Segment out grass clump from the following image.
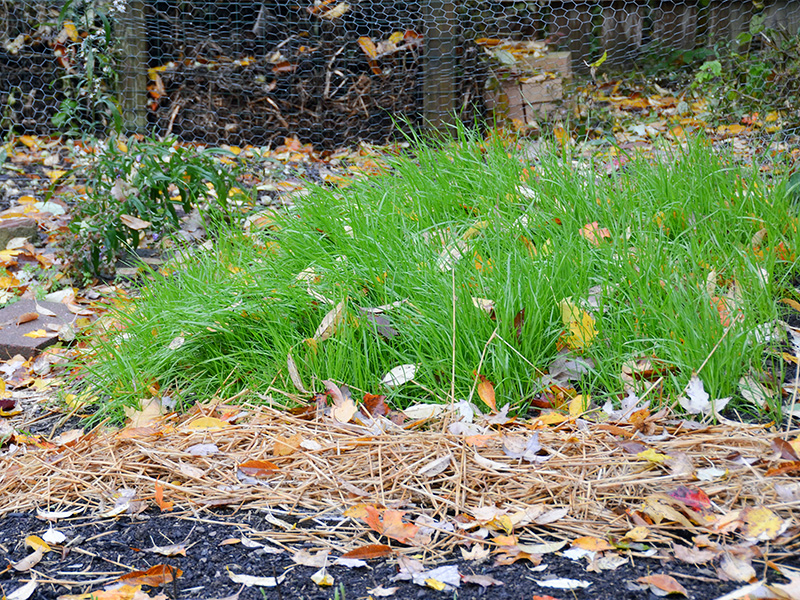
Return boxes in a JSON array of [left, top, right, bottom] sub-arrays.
[[78, 129, 800, 423]]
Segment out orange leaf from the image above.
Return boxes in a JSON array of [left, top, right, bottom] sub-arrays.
[[119, 564, 182, 586], [340, 544, 394, 559], [273, 433, 302, 456], [357, 36, 378, 59], [238, 460, 280, 478], [16, 312, 39, 325], [579, 221, 611, 246], [359, 505, 419, 544], [765, 461, 800, 476], [464, 434, 495, 447], [155, 483, 174, 512], [477, 377, 497, 413], [571, 536, 613, 551]]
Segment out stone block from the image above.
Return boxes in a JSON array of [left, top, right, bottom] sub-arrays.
[[0, 299, 74, 359]]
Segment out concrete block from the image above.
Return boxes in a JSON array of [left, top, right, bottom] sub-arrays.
[[518, 51, 572, 78], [0, 299, 74, 359], [485, 77, 563, 123]]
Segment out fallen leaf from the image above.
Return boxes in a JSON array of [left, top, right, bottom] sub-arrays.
[[237, 460, 280, 478], [310, 567, 334, 586], [16, 312, 39, 325], [119, 565, 181, 587], [636, 574, 688, 596], [274, 433, 302, 456], [366, 586, 398, 597], [120, 214, 151, 230], [7, 579, 38, 600], [461, 574, 504, 587], [286, 353, 309, 394], [313, 299, 346, 341], [228, 570, 286, 587], [363, 393, 389, 417], [418, 454, 452, 477], [25, 535, 52, 553], [559, 298, 597, 350], [477, 377, 497, 412], [12, 548, 44, 571], [381, 364, 416, 387], [571, 536, 612, 552], [168, 335, 185, 350], [154, 483, 174, 511], [124, 398, 164, 428], [146, 543, 186, 557], [673, 544, 717, 564], [460, 544, 490, 561], [579, 221, 611, 246], [341, 544, 393, 559], [184, 416, 228, 430], [23, 329, 52, 339], [292, 549, 330, 567], [349, 505, 419, 544], [741, 506, 787, 541], [717, 554, 756, 583], [533, 578, 591, 590]]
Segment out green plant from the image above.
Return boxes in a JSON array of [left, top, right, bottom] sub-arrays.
[[77, 126, 799, 423], [61, 135, 244, 280], [50, 0, 123, 135]]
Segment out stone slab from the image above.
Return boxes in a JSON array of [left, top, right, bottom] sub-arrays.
[[0, 299, 74, 359], [0, 217, 39, 249]]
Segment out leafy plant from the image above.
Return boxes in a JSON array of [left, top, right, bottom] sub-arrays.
[[61, 135, 244, 280], [50, 0, 123, 135]]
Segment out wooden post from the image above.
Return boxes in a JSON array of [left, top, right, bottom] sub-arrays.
[[423, 0, 457, 131], [652, 1, 698, 50], [118, 0, 148, 133], [707, 0, 752, 45], [763, 1, 800, 37], [601, 0, 645, 67]]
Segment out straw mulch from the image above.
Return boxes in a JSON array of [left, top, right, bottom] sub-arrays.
[[1, 400, 797, 556]]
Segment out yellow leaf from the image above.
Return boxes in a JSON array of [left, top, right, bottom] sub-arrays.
[[534, 412, 567, 426], [425, 578, 447, 591], [184, 416, 229, 430], [741, 506, 786, 541], [623, 526, 649, 542], [357, 36, 377, 58], [311, 567, 334, 586], [62, 21, 79, 42], [23, 329, 51, 339], [25, 535, 52, 553], [568, 394, 588, 419], [559, 298, 597, 350], [636, 448, 670, 464], [388, 31, 404, 44], [572, 536, 613, 551]]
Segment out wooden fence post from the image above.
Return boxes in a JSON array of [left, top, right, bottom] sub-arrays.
[[423, 0, 457, 132], [601, 0, 645, 67], [549, 1, 595, 71], [118, 0, 148, 133], [652, 1, 698, 50]]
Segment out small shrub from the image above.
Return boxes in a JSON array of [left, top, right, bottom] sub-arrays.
[[62, 135, 243, 280]]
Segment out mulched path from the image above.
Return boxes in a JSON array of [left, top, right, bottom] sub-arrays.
[[4, 509, 792, 600]]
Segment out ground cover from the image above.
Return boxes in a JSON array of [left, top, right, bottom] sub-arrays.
[[2, 121, 800, 599]]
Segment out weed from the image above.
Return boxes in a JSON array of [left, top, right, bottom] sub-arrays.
[[77, 127, 798, 423], [61, 135, 244, 280]]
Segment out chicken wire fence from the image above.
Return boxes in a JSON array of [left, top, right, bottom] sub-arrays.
[[1, 0, 799, 149]]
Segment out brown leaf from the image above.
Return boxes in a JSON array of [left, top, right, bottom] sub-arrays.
[[636, 574, 688, 597], [363, 393, 389, 417], [772, 437, 800, 461], [351, 505, 419, 544], [341, 544, 393, 560], [16, 312, 39, 325], [672, 544, 717, 565], [119, 564, 182, 587], [313, 299, 346, 342]]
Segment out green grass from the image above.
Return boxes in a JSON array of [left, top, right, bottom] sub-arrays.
[[76, 128, 800, 423]]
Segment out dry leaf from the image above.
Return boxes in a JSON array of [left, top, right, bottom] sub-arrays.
[[287, 353, 309, 394], [119, 565, 182, 587], [310, 567, 334, 586], [477, 377, 497, 412], [382, 364, 416, 387], [292, 549, 330, 567], [274, 433, 302, 456], [120, 214, 151, 230], [559, 298, 597, 350], [340, 544, 393, 560], [237, 460, 280, 478], [636, 574, 688, 597], [184, 416, 228, 430], [741, 506, 787, 541], [313, 299, 346, 342], [228, 570, 285, 587], [7, 579, 37, 600], [717, 554, 756, 583], [16, 312, 39, 325]]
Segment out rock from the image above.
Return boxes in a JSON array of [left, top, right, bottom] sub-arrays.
[[0, 218, 38, 249]]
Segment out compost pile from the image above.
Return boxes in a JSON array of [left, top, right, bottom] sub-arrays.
[[148, 31, 425, 148]]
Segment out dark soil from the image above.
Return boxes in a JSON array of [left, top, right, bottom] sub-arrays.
[[1, 510, 796, 600]]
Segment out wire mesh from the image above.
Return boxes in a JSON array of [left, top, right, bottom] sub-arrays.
[[1, 0, 799, 148]]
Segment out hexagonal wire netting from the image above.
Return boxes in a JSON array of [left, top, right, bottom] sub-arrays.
[[1, 0, 799, 149]]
